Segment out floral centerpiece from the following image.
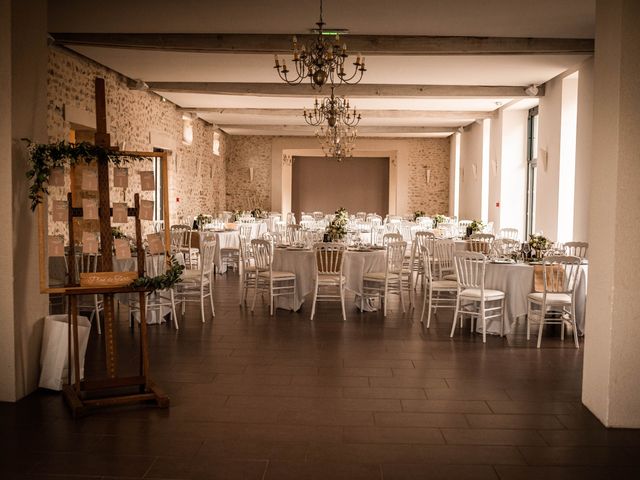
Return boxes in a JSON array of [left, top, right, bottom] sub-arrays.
[[413, 210, 426, 221], [528, 233, 551, 259], [326, 207, 348, 241], [195, 213, 212, 230], [433, 214, 447, 228], [251, 207, 265, 219], [469, 219, 484, 234]]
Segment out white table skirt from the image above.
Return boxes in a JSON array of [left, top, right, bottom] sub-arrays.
[[271, 249, 386, 312], [480, 263, 588, 335]]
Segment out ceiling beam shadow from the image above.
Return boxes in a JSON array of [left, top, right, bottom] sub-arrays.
[[150, 82, 544, 98], [52, 33, 594, 55]]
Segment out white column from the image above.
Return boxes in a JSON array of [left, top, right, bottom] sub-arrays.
[[0, 0, 49, 402], [582, 0, 640, 428]]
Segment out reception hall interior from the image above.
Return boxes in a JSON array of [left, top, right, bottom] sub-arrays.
[[1, 0, 640, 479]]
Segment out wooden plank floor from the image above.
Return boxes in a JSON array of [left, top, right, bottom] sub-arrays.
[[2, 272, 640, 479]]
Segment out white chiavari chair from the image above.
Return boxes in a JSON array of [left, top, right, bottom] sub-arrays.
[[310, 243, 347, 321], [251, 239, 296, 316], [362, 241, 407, 316], [420, 246, 458, 327]]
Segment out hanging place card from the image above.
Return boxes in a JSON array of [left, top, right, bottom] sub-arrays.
[[139, 171, 155, 191], [48, 236, 65, 257], [147, 233, 164, 255], [113, 167, 128, 188], [114, 238, 132, 259], [49, 167, 65, 187], [82, 231, 99, 254], [139, 199, 154, 220], [112, 202, 128, 224], [82, 168, 98, 191], [52, 200, 68, 222], [82, 198, 99, 220]]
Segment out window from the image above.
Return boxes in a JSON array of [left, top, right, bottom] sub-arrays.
[[182, 114, 193, 145], [525, 106, 539, 237]]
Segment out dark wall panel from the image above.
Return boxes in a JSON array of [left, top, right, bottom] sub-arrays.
[[291, 156, 389, 217]]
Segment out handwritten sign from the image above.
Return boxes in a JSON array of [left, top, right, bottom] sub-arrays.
[[82, 231, 99, 254], [113, 167, 128, 188], [48, 236, 65, 257], [49, 167, 65, 187], [52, 200, 67, 222], [139, 171, 155, 191], [114, 238, 132, 259], [81, 168, 98, 191], [82, 198, 99, 220], [139, 199, 154, 220], [112, 202, 128, 224], [147, 233, 164, 254]]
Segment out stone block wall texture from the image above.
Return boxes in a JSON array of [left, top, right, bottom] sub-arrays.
[[225, 135, 273, 211], [46, 47, 226, 238], [224, 135, 450, 215], [405, 137, 450, 216]]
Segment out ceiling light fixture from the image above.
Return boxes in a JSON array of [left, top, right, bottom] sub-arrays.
[[316, 123, 357, 162], [303, 87, 361, 161], [303, 87, 361, 128], [274, 0, 366, 89]]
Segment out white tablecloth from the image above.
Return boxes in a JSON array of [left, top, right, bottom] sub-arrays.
[[196, 223, 267, 273], [271, 248, 386, 312], [480, 262, 588, 335]]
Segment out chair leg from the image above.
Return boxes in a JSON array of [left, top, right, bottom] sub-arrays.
[[481, 303, 486, 344], [209, 280, 215, 318], [310, 281, 318, 320], [419, 285, 428, 323], [170, 289, 179, 330], [536, 312, 545, 348], [500, 299, 505, 337], [398, 278, 406, 314], [340, 283, 346, 321], [200, 285, 206, 323], [94, 295, 102, 335], [426, 288, 434, 328], [251, 276, 259, 312], [451, 296, 461, 338], [269, 282, 274, 316]]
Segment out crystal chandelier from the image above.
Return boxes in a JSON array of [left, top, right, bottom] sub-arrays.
[[303, 87, 361, 128], [317, 123, 358, 161], [273, 0, 366, 89]]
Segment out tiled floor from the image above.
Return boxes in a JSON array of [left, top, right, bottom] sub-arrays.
[[2, 272, 640, 479]]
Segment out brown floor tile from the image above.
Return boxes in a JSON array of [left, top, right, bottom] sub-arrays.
[[343, 387, 427, 400], [264, 461, 382, 480], [342, 426, 445, 445], [401, 399, 492, 414], [382, 463, 499, 480], [495, 465, 640, 480], [374, 412, 469, 428], [442, 428, 547, 445], [465, 414, 564, 429]]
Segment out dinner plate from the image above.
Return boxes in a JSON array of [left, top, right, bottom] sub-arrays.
[[491, 259, 515, 264]]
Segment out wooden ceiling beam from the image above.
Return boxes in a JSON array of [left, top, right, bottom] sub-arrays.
[[150, 82, 544, 98], [217, 125, 455, 134], [51, 33, 594, 55], [178, 107, 498, 119]]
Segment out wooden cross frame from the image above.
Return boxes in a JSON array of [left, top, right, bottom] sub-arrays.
[[54, 78, 171, 416]]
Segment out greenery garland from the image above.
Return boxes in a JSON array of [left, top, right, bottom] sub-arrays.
[[24, 139, 148, 211], [130, 256, 185, 293]]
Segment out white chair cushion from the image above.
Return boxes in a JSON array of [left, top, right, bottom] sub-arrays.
[[459, 288, 505, 300], [317, 274, 346, 285], [259, 271, 296, 279], [363, 272, 400, 281], [181, 270, 202, 282], [527, 292, 572, 305], [442, 273, 457, 281], [431, 280, 458, 290]]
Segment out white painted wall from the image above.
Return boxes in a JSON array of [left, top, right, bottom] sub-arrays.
[[488, 112, 503, 229], [535, 75, 563, 239], [573, 58, 593, 243], [0, 0, 49, 402], [557, 72, 579, 243], [582, 0, 640, 428], [499, 109, 528, 240], [449, 133, 461, 219], [458, 122, 485, 221]]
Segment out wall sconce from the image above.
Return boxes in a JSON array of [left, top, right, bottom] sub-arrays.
[[282, 154, 293, 166], [472, 163, 478, 180], [425, 168, 432, 184], [492, 159, 498, 176], [461, 167, 465, 183], [539, 148, 549, 172], [249, 167, 254, 182]]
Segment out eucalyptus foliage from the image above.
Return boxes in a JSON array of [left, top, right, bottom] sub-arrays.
[[131, 256, 185, 293]]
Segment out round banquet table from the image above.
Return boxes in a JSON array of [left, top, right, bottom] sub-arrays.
[[193, 223, 267, 274], [479, 262, 588, 335], [271, 247, 387, 312]]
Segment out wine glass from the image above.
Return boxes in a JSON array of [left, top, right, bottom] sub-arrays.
[[522, 243, 531, 261]]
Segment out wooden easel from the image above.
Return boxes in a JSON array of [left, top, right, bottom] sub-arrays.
[[58, 78, 170, 416]]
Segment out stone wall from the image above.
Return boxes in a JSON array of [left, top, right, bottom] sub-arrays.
[[405, 137, 450, 215], [225, 135, 273, 211], [46, 46, 226, 236], [225, 135, 450, 215]]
